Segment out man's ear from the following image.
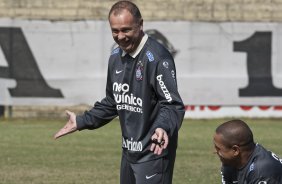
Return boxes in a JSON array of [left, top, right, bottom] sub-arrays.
[[139, 19, 143, 30], [232, 145, 240, 156]]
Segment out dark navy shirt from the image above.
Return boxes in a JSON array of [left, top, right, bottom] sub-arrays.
[[221, 144, 282, 184], [76, 35, 185, 163]]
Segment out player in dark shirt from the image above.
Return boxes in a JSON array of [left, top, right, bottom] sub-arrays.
[[54, 1, 185, 184], [213, 119, 282, 184]]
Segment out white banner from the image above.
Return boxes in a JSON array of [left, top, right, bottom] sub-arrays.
[[185, 105, 282, 118], [0, 19, 282, 107]]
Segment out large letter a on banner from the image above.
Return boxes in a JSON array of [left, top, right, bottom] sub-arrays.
[[0, 27, 63, 98]]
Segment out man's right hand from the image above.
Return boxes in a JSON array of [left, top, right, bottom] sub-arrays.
[[53, 110, 78, 139]]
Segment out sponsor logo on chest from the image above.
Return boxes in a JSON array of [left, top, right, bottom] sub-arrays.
[[113, 82, 143, 113]]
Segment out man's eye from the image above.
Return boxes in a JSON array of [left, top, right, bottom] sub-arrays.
[[122, 29, 131, 33], [112, 30, 118, 34]]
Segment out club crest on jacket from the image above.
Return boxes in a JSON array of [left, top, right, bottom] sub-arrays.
[[136, 61, 144, 81]]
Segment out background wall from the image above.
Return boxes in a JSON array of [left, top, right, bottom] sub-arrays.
[[0, 0, 282, 22], [1, 0, 282, 118]]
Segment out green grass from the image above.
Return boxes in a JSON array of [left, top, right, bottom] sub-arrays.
[[0, 118, 282, 184]]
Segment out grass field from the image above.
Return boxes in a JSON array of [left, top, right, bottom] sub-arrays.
[[0, 118, 282, 184]]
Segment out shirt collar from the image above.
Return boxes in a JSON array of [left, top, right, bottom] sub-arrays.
[[121, 34, 148, 58]]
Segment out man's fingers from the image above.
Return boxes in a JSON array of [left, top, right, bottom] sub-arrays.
[[150, 128, 169, 155], [54, 125, 70, 139], [157, 131, 164, 143], [162, 132, 168, 149], [53, 125, 76, 139], [153, 144, 164, 155], [53, 130, 64, 139], [150, 133, 157, 151], [150, 141, 163, 155], [155, 128, 169, 149], [65, 110, 73, 117], [152, 138, 165, 146], [150, 143, 156, 152]]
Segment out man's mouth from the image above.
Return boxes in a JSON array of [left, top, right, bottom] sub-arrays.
[[119, 41, 130, 48]]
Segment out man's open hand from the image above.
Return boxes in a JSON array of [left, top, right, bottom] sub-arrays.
[[53, 110, 77, 139]]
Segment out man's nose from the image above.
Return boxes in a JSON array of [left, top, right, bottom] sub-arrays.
[[117, 32, 126, 40], [213, 147, 219, 155]]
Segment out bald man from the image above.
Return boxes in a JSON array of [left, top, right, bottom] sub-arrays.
[[213, 119, 282, 184]]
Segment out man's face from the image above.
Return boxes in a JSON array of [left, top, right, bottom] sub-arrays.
[[109, 9, 143, 53], [213, 133, 237, 167]]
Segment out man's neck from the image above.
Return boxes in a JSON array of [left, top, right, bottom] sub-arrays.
[[237, 145, 256, 169]]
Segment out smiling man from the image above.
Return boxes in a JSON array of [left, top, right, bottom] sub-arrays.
[[54, 1, 185, 184], [213, 119, 282, 184], [109, 4, 144, 54]]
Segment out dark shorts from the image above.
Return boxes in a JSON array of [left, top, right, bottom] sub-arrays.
[[120, 155, 175, 184]]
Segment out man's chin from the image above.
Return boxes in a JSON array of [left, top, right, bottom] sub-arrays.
[[221, 160, 234, 167], [123, 48, 132, 53], [120, 44, 135, 53], [220, 158, 229, 165]]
